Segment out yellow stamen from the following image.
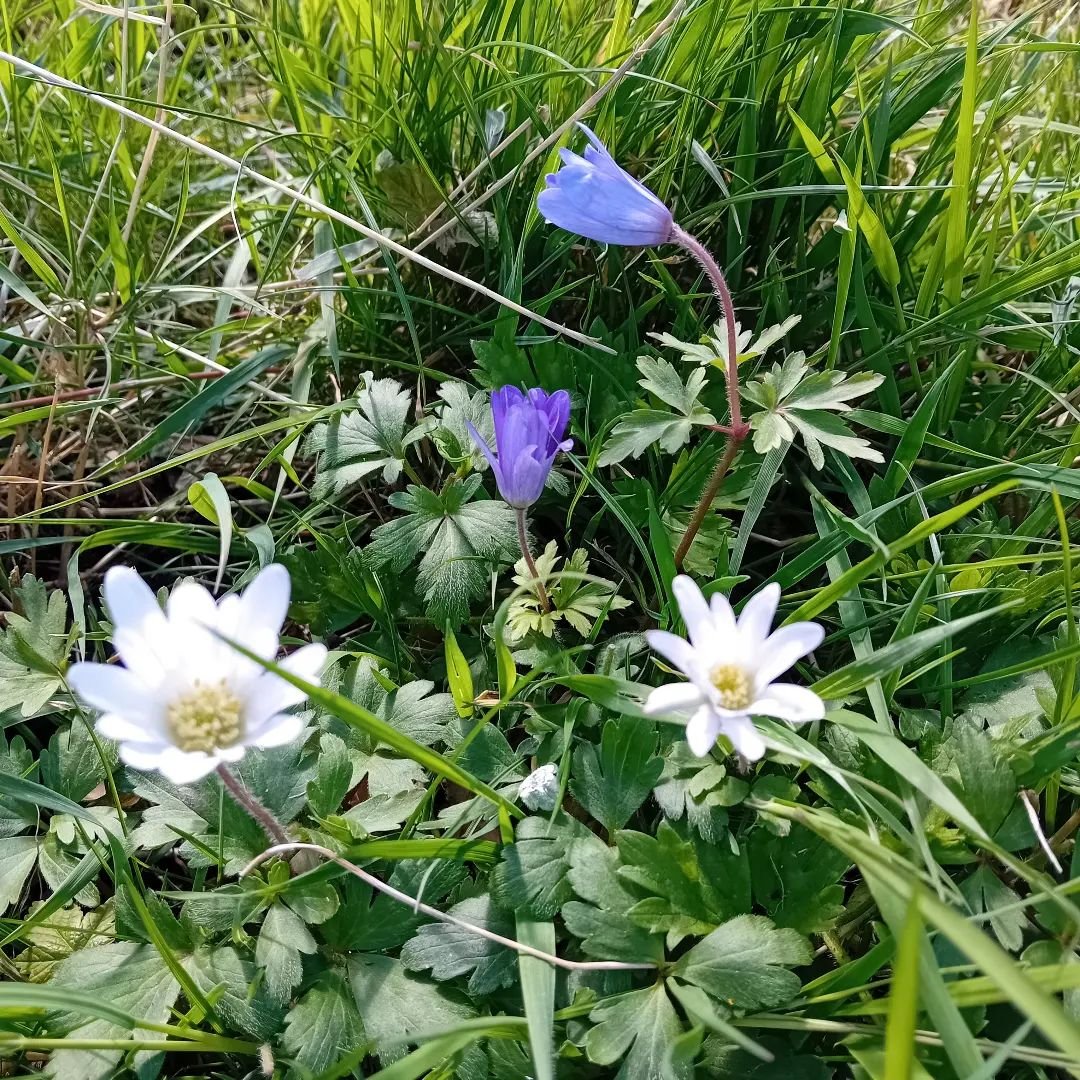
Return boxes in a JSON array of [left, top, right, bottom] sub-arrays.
[[709, 664, 752, 710], [166, 681, 244, 753]]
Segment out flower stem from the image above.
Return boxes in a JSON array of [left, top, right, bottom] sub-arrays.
[[670, 223, 750, 568], [515, 507, 550, 612], [674, 436, 741, 569], [216, 764, 290, 848]]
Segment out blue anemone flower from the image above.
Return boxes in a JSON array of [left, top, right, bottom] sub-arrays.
[[537, 124, 674, 246], [467, 387, 572, 508]]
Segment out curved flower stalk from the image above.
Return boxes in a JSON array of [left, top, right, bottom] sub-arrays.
[[644, 576, 824, 760], [538, 124, 753, 567], [468, 386, 573, 611], [68, 565, 326, 790]]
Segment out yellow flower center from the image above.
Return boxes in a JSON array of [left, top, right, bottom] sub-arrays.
[[709, 664, 753, 710], [166, 681, 244, 753]]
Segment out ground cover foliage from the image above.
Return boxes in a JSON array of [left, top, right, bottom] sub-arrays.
[[1, 0, 1080, 1076]]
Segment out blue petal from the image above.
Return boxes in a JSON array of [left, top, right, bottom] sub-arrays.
[[536, 125, 673, 246], [502, 445, 548, 507], [491, 385, 525, 460], [479, 384, 572, 509], [537, 160, 672, 246], [543, 390, 571, 443], [576, 124, 622, 174], [467, 420, 504, 488]]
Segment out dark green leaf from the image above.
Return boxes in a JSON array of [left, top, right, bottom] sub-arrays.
[[586, 985, 687, 1080], [571, 716, 663, 834], [673, 915, 811, 1010], [281, 969, 365, 1076], [490, 814, 588, 920], [400, 895, 517, 996]]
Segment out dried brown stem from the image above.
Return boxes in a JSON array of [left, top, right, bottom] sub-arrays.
[[242, 842, 655, 974]]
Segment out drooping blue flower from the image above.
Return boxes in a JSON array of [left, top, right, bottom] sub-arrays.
[[467, 386, 572, 508], [537, 124, 674, 247]]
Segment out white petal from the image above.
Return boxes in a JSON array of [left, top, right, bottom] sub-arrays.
[[153, 746, 221, 785], [215, 594, 241, 633], [645, 629, 695, 674], [239, 565, 290, 646], [167, 580, 219, 630], [242, 643, 327, 724], [213, 596, 264, 682], [286, 641, 327, 679], [216, 567, 290, 668], [97, 712, 165, 745], [248, 713, 305, 749], [216, 744, 247, 762], [120, 741, 225, 784], [168, 614, 230, 682], [644, 682, 704, 718], [707, 591, 737, 639], [103, 570, 178, 684], [685, 706, 723, 757], [111, 626, 171, 688], [103, 566, 165, 632], [117, 740, 170, 772], [751, 683, 824, 724], [673, 575, 721, 649], [737, 582, 780, 645], [721, 715, 766, 761], [754, 622, 824, 686], [68, 662, 152, 716]]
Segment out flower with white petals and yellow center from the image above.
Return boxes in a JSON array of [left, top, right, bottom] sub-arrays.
[[67, 565, 326, 785], [644, 576, 825, 760]]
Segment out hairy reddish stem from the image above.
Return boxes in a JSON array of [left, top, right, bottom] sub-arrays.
[[669, 224, 749, 568], [515, 507, 551, 612], [217, 764, 290, 847]]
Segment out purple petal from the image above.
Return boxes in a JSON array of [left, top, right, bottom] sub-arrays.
[[478, 384, 573, 508], [501, 445, 548, 507], [537, 128, 674, 247], [467, 420, 501, 479], [544, 390, 571, 444], [576, 124, 622, 174], [491, 386, 524, 460]]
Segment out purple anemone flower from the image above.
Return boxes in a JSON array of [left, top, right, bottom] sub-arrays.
[[537, 123, 674, 247], [467, 387, 572, 508]]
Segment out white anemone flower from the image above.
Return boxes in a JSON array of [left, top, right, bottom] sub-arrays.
[[67, 565, 326, 785], [644, 576, 824, 760]]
